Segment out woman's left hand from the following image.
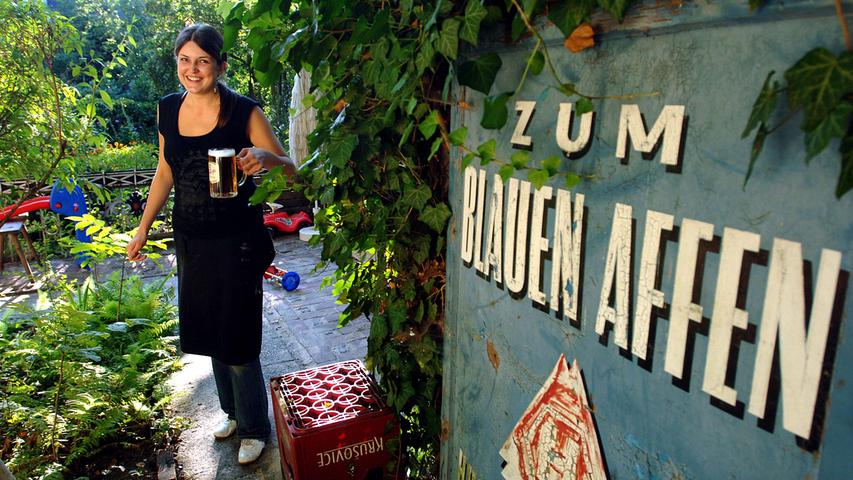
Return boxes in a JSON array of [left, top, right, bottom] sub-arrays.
[[236, 147, 275, 176]]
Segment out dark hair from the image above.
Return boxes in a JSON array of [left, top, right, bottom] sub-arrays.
[[174, 23, 235, 128]]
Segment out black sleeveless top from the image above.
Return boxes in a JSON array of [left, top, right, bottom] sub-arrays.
[[158, 92, 263, 236], [157, 91, 274, 365]]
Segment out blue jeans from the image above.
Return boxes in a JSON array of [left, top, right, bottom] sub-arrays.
[[211, 357, 271, 440]]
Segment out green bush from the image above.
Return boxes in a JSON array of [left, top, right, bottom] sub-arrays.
[[77, 142, 158, 173], [0, 272, 180, 479]]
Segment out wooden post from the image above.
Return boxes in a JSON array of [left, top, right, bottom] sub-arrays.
[[0, 458, 15, 480]]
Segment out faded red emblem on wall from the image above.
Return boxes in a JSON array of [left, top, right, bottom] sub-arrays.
[[500, 354, 606, 480]]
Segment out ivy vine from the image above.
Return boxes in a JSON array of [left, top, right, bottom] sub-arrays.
[[743, 0, 853, 198], [223, 0, 639, 475]]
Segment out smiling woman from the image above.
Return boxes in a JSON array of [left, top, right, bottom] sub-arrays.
[[124, 23, 299, 466]]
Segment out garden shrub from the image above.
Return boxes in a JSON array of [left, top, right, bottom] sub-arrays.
[[0, 271, 180, 479]]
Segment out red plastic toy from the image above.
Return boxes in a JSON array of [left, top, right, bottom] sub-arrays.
[[264, 210, 312, 235], [264, 265, 300, 291]]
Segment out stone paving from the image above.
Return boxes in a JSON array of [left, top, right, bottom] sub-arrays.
[[0, 233, 370, 480]]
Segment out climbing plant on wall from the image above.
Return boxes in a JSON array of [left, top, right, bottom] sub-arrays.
[[224, 0, 636, 475], [743, 0, 853, 198]]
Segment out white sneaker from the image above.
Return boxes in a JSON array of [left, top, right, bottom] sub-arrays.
[[238, 439, 265, 464], [213, 419, 237, 439]]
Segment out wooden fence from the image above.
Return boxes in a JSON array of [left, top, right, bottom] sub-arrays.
[[0, 169, 157, 195]]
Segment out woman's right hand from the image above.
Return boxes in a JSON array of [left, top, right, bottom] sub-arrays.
[[126, 229, 149, 261]]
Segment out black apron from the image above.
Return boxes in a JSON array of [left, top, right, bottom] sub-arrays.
[[159, 91, 275, 365]]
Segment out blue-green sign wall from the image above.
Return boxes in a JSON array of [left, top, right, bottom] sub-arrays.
[[442, 2, 852, 479]]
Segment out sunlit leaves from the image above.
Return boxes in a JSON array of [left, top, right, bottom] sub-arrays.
[[477, 139, 497, 163], [436, 18, 461, 60], [460, 0, 488, 45], [458, 53, 502, 95], [449, 127, 468, 146], [420, 203, 452, 232], [418, 110, 440, 139]]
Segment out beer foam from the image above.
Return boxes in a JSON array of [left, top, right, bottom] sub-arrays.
[[208, 148, 236, 157]]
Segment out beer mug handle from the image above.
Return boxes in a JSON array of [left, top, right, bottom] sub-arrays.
[[238, 169, 247, 187]]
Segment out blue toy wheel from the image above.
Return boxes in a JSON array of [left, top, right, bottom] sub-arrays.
[[280, 271, 300, 291]]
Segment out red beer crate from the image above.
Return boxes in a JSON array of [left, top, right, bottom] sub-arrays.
[[271, 360, 398, 480]]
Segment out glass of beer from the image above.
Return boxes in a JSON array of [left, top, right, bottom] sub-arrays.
[[208, 148, 246, 198]]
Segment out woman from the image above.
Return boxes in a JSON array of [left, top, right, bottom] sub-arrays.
[[127, 23, 297, 465]]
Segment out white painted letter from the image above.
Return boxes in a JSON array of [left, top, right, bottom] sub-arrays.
[[616, 104, 685, 166], [511, 101, 536, 147], [473, 169, 487, 273], [702, 227, 761, 405], [632, 210, 674, 360], [528, 186, 552, 307], [556, 103, 593, 156], [664, 218, 714, 379], [504, 179, 531, 294], [550, 190, 585, 322], [595, 203, 633, 349], [482, 174, 504, 283], [748, 241, 841, 439], [460, 166, 477, 263]]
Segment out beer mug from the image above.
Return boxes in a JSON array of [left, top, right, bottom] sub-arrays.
[[208, 148, 246, 198]]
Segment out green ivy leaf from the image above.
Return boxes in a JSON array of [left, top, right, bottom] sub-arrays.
[[742, 71, 779, 138], [461, 0, 488, 45], [458, 53, 502, 95], [838, 129, 853, 198], [436, 18, 461, 60], [99, 90, 113, 109], [528, 169, 550, 189], [328, 134, 357, 168], [449, 127, 468, 146], [477, 139, 496, 163], [420, 203, 452, 232], [744, 124, 768, 188], [542, 155, 561, 175], [805, 101, 852, 161], [418, 110, 440, 139], [528, 50, 545, 75], [429, 137, 443, 159], [498, 164, 515, 182], [462, 153, 476, 169], [785, 48, 853, 131], [598, 0, 632, 22], [547, 0, 595, 37], [402, 184, 432, 211], [510, 151, 529, 169], [369, 314, 389, 345], [481, 92, 513, 129], [565, 173, 582, 189], [576, 97, 594, 115], [416, 36, 435, 74], [388, 300, 408, 333]]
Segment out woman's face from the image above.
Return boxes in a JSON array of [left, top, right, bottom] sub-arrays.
[[176, 40, 225, 95]]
